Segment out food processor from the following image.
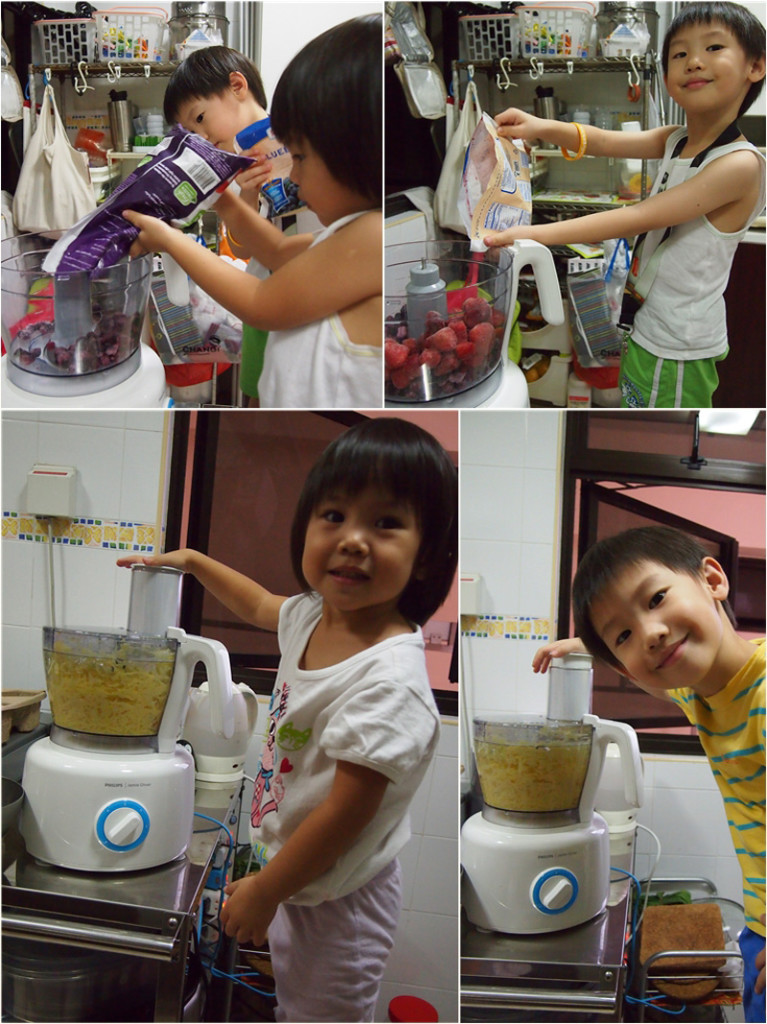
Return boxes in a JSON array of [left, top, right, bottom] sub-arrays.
[[384, 239, 563, 408], [183, 680, 259, 806], [1, 234, 169, 408], [20, 566, 236, 872], [461, 654, 644, 934]]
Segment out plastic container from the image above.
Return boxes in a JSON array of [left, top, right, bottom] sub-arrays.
[[518, 3, 596, 58], [459, 12, 519, 61], [567, 370, 592, 407], [34, 18, 96, 64], [234, 116, 294, 215], [95, 8, 169, 62]]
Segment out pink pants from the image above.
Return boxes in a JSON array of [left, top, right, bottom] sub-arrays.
[[268, 859, 402, 1022]]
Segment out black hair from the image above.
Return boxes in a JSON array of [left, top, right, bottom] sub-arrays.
[[163, 46, 267, 124], [270, 14, 382, 205], [290, 417, 457, 626], [662, 2, 766, 117], [573, 525, 735, 672]]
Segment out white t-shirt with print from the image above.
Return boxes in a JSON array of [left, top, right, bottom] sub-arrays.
[[249, 592, 440, 905]]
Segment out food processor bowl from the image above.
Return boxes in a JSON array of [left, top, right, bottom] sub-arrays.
[[42, 627, 179, 739], [385, 241, 515, 404], [473, 714, 593, 826], [1, 235, 153, 397]]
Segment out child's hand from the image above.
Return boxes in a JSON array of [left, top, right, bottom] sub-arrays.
[[236, 150, 274, 200], [122, 210, 179, 256], [221, 873, 279, 946], [483, 225, 535, 249], [532, 637, 587, 674], [116, 550, 191, 572], [495, 107, 545, 143]]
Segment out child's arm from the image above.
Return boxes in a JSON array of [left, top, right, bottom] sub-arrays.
[[116, 550, 286, 632], [122, 207, 381, 332], [532, 637, 587, 673], [484, 147, 762, 248], [214, 187, 314, 270], [220, 760, 389, 945], [495, 107, 676, 160]]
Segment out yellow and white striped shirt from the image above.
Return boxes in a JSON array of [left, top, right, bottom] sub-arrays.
[[670, 639, 765, 935]]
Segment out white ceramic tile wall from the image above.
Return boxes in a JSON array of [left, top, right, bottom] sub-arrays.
[[238, 707, 459, 1023], [2, 411, 170, 696]]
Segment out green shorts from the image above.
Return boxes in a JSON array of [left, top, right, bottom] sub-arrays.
[[239, 324, 269, 400], [619, 335, 727, 409]]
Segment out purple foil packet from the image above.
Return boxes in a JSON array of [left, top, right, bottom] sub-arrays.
[[42, 128, 253, 276]]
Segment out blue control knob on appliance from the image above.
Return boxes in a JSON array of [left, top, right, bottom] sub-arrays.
[[96, 800, 150, 852], [531, 867, 579, 914]]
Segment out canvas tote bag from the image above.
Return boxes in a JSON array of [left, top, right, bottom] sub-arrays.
[[13, 84, 96, 234], [434, 78, 482, 234]]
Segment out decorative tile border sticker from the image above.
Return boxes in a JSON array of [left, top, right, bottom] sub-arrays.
[[2, 512, 156, 553], [461, 614, 551, 641]]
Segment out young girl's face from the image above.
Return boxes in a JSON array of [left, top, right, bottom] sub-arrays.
[[665, 19, 765, 117], [285, 137, 370, 225], [301, 485, 422, 621]]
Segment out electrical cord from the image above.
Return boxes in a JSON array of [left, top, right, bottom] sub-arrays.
[[635, 822, 662, 931]]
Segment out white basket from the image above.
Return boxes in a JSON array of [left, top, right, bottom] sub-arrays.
[[95, 8, 169, 62], [519, 4, 596, 59], [34, 18, 96, 65], [459, 13, 519, 62]]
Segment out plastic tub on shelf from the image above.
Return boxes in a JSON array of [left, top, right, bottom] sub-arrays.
[[518, 3, 596, 58], [34, 19, 96, 65], [459, 13, 519, 61], [95, 8, 169, 62]]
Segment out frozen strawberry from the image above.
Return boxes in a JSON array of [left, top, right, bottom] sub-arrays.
[[404, 352, 422, 379], [435, 353, 460, 376], [491, 308, 505, 328], [463, 296, 492, 328], [455, 341, 475, 362], [430, 327, 458, 352], [390, 368, 411, 390], [450, 319, 468, 345], [385, 340, 409, 370], [420, 347, 442, 369], [423, 311, 447, 336], [469, 321, 495, 357]]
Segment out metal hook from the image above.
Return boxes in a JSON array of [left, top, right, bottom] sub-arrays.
[[495, 57, 514, 92], [106, 60, 121, 83], [566, 60, 574, 75], [144, 64, 151, 79], [628, 53, 641, 88], [528, 56, 544, 80], [74, 60, 94, 95], [43, 67, 51, 87]]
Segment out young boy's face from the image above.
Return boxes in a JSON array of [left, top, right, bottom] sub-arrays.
[[175, 83, 252, 152], [588, 558, 729, 694], [664, 18, 765, 117]]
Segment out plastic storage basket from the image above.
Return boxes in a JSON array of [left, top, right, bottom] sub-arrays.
[[519, 4, 596, 58], [459, 14, 519, 61], [34, 18, 96, 65], [95, 8, 169, 62]]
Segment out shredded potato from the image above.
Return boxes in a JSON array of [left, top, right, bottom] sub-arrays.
[[45, 644, 175, 736], [475, 729, 591, 812]]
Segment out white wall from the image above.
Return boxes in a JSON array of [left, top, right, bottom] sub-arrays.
[[460, 409, 751, 915], [2, 411, 171, 700]]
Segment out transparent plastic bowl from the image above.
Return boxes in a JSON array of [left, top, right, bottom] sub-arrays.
[[1, 235, 152, 397], [43, 627, 178, 737], [385, 241, 514, 404], [473, 714, 593, 814]]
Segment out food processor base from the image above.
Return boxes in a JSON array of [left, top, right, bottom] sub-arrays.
[[1, 346, 170, 408], [20, 737, 195, 872], [461, 811, 611, 934]]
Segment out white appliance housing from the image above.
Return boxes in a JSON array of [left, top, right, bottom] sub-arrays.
[[21, 739, 195, 872]]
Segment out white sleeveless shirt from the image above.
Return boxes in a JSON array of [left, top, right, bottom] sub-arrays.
[[258, 211, 382, 408], [632, 128, 765, 361]]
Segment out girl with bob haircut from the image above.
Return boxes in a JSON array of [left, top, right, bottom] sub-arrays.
[[118, 416, 457, 1021]]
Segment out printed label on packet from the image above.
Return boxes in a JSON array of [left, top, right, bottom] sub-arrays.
[[460, 113, 532, 252]]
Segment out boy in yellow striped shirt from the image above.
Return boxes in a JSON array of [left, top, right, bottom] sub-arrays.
[[536, 525, 765, 1020]]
